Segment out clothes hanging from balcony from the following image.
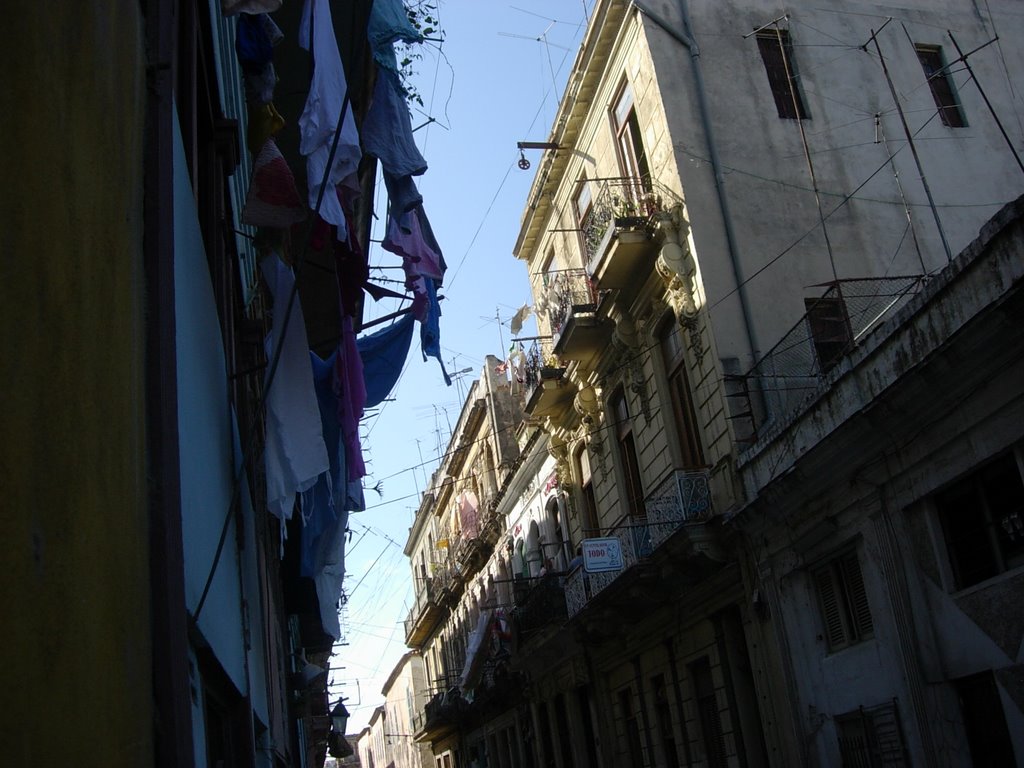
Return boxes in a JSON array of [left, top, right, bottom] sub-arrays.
[[235, 12, 279, 74], [236, 13, 283, 106], [334, 316, 367, 484], [243, 138, 306, 228], [357, 313, 416, 408], [362, 61, 428, 179], [510, 304, 533, 335], [333, 215, 369, 319], [419, 277, 451, 386], [260, 253, 330, 520], [302, 349, 363, 640], [367, 0, 423, 66], [382, 171, 422, 215], [382, 206, 445, 281], [298, 0, 362, 237], [459, 609, 494, 691], [458, 490, 481, 540]]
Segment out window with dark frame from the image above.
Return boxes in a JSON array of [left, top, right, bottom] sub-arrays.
[[915, 44, 967, 128], [577, 447, 599, 536], [659, 318, 705, 469], [652, 674, 682, 767], [813, 548, 874, 653], [612, 389, 646, 518], [935, 451, 1024, 590], [573, 176, 597, 263], [756, 29, 809, 119], [618, 687, 646, 768], [554, 693, 576, 768], [691, 658, 728, 768], [611, 80, 652, 188], [835, 701, 907, 767], [577, 686, 600, 768], [538, 701, 557, 768], [953, 671, 1016, 766]]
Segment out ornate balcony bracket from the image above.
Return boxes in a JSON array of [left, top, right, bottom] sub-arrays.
[[654, 210, 705, 363]]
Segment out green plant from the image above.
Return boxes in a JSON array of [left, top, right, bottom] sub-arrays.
[[396, 1, 444, 107]]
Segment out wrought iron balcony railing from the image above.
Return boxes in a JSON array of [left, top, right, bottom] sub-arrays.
[[564, 469, 712, 619], [743, 276, 925, 435], [542, 268, 599, 339], [513, 574, 568, 637], [580, 177, 678, 265], [520, 340, 565, 405]]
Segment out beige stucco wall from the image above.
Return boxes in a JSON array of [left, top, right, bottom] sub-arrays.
[[0, 4, 151, 765]]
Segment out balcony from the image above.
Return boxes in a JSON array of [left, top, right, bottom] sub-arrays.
[[741, 276, 925, 439], [454, 534, 489, 579], [416, 688, 467, 743], [542, 268, 612, 365], [404, 577, 443, 647], [522, 341, 574, 419], [564, 469, 715, 620], [513, 574, 568, 639], [584, 178, 680, 301]]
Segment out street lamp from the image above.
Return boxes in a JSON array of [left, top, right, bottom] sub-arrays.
[[328, 699, 353, 759], [330, 699, 350, 734]]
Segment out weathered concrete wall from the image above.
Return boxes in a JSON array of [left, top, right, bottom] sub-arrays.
[[0, 4, 152, 765]]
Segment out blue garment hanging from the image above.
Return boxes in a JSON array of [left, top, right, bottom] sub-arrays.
[[357, 313, 416, 408], [420, 277, 451, 386]]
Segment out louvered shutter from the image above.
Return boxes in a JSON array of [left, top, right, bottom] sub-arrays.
[[814, 563, 849, 650], [841, 551, 874, 640]]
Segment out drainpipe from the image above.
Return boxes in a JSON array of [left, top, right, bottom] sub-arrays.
[[145, 0, 196, 764], [631, 0, 762, 364]]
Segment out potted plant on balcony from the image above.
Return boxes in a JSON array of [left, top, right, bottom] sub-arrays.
[[540, 355, 565, 380]]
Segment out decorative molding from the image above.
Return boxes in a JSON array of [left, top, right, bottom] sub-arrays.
[[654, 209, 705, 363]]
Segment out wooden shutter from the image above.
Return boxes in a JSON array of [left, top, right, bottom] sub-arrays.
[[814, 563, 849, 650], [841, 551, 874, 640]]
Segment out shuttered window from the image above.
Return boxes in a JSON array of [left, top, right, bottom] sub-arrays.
[[813, 549, 874, 652], [691, 658, 728, 768], [835, 700, 907, 766]]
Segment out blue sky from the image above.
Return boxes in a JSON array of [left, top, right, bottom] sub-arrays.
[[331, 0, 595, 731]]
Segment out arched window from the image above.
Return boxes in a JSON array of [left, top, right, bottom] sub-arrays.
[[513, 538, 527, 577], [526, 520, 542, 577], [544, 495, 568, 570], [497, 558, 511, 606]]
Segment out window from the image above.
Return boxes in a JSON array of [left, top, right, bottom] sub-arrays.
[[652, 674, 682, 767], [756, 29, 809, 119], [915, 45, 966, 128], [659, 318, 705, 468], [611, 80, 651, 186], [935, 451, 1024, 589], [813, 549, 873, 652], [574, 175, 601, 263], [612, 389, 646, 518], [835, 701, 907, 767], [618, 688, 645, 768], [576, 447, 599, 536], [577, 686, 600, 768], [538, 701, 557, 768], [554, 693, 576, 768], [805, 296, 852, 374], [691, 658, 727, 768], [953, 672, 1015, 766]]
